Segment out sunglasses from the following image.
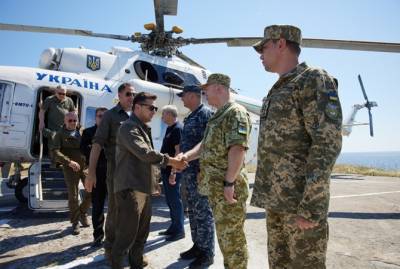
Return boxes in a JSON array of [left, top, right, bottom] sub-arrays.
[[96, 114, 103, 118], [125, 91, 135, 97], [57, 92, 66, 96], [68, 119, 78, 123], [139, 103, 158, 112]]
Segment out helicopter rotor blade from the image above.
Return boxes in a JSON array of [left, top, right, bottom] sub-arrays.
[[187, 37, 400, 53], [153, 0, 165, 33], [0, 23, 131, 41], [176, 52, 205, 69], [153, 0, 178, 33], [368, 108, 374, 137], [357, 74, 369, 103]]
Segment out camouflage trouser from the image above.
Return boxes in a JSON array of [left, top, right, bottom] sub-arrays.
[[182, 169, 215, 257], [266, 210, 328, 269], [209, 195, 248, 269], [104, 159, 117, 251], [63, 167, 91, 224]]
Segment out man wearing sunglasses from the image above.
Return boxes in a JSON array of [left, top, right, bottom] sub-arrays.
[[53, 112, 91, 235], [80, 107, 108, 247], [111, 92, 187, 269], [39, 85, 76, 163], [85, 83, 136, 260]]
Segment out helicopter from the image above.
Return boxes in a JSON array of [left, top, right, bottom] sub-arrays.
[[0, 0, 399, 210]]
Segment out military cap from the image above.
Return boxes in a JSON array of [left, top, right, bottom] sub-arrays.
[[201, 73, 231, 89], [253, 24, 302, 53], [177, 84, 202, 97]]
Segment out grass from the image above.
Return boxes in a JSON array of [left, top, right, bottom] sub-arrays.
[[246, 163, 400, 177], [333, 164, 400, 177]]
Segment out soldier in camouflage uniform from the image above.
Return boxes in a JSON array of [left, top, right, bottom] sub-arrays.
[[53, 111, 91, 235], [251, 25, 343, 269], [182, 74, 251, 269], [177, 85, 215, 268]]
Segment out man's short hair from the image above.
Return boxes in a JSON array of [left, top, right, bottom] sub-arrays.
[[95, 107, 108, 114], [118, 83, 133, 93], [162, 105, 178, 117], [286, 40, 301, 56], [132, 92, 157, 108], [55, 85, 67, 92], [271, 39, 301, 56], [65, 111, 78, 119]]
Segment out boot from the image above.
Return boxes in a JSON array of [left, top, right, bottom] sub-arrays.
[[180, 244, 201, 260], [72, 223, 80, 235], [189, 253, 214, 269], [79, 213, 90, 227]]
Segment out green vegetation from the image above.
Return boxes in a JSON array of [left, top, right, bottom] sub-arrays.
[[333, 164, 400, 177], [246, 163, 400, 177]]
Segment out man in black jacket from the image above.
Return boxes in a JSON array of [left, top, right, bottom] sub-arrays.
[[80, 107, 108, 246]]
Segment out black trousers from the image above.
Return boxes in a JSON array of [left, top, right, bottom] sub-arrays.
[[92, 165, 107, 240], [111, 189, 151, 269]]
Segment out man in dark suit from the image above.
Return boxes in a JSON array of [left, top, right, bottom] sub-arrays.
[[80, 107, 108, 246]]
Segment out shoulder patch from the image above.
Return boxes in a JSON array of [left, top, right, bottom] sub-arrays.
[[238, 122, 248, 135], [328, 91, 338, 101], [325, 102, 340, 120]]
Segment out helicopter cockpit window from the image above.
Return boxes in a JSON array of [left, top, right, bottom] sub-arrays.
[[134, 61, 158, 82], [133, 60, 200, 88], [163, 71, 184, 86]]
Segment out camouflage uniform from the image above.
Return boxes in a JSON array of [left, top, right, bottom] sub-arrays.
[[199, 99, 251, 269], [53, 127, 91, 225], [92, 103, 129, 251], [251, 26, 342, 269], [41, 95, 75, 160], [180, 103, 215, 258]]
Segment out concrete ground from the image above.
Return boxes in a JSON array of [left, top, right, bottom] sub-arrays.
[[0, 173, 399, 269]]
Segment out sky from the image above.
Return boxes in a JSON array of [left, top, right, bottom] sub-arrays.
[[0, 0, 399, 152]]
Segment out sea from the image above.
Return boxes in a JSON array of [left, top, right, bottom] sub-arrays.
[[336, 151, 400, 171]]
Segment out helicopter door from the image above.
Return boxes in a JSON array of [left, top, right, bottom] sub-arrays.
[[0, 82, 35, 161]]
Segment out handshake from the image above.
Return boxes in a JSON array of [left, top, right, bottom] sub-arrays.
[[167, 152, 189, 171]]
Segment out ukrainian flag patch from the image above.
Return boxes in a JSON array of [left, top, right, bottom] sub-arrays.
[[238, 123, 247, 135]]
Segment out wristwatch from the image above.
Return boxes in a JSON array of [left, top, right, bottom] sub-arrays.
[[223, 180, 235, 187]]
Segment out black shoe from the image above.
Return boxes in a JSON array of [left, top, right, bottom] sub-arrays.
[[165, 232, 185, 242], [188, 255, 214, 269], [79, 214, 90, 227], [72, 223, 80, 235], [180, 244, 201, 260], [92, 236, 103, 248], [158, 230, 173, 236]]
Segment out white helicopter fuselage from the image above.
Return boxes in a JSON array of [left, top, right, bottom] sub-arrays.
[[0, 46, 261, 165]]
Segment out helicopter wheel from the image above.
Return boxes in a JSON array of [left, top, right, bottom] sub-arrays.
[[15, 177, 28, 204]]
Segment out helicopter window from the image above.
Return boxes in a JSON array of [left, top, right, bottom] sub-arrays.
[[134, 61, 158, 82], [0, 82, 13, 123], [85, 107, 97, 128], [163, 71, 184, 86], [133, 60, 200, 88]]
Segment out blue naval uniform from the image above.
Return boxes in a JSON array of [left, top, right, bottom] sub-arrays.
[[181, 104, 215, 257]]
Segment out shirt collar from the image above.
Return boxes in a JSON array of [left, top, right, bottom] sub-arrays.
[[130, 113, 151, 132]]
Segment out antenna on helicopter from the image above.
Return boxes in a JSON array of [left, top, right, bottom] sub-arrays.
[[358, 75, 377, 136]]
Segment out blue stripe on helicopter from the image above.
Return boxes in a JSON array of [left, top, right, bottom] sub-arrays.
[[36, 72, 112, 93]]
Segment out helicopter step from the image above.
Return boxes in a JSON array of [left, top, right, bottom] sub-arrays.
[[28, 161, 83, 211]]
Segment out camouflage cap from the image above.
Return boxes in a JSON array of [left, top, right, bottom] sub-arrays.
[[253, 24, 302, 53], [201, 73, 231, 89]]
